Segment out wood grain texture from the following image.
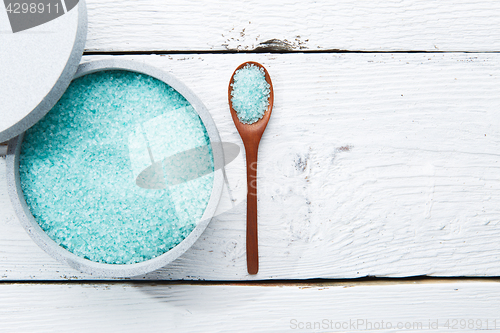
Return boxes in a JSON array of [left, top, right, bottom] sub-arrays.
[[1, 281, 500, 332], [84, 0, 500, 52], [1, 53, 500, 280]]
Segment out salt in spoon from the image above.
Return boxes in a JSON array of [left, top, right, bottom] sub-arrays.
[[228, 61, 274, 274]]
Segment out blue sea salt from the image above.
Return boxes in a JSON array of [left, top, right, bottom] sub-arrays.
[[231, 64, 270, 124], [19, 70, 214, 265]]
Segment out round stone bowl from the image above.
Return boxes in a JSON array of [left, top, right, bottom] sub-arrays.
[[6, 59, 224, 278]]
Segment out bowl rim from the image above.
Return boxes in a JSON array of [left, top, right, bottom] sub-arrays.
[[6, 59, 224, 278]]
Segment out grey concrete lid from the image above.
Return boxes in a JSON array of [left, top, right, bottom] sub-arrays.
[[0, 0, 87, 142]]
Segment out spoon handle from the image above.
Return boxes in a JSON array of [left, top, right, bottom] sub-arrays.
[[245, 143, 259, 274]]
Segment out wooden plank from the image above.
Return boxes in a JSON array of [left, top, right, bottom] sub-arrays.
[[84, 0, 500, 52], [0, 281, 500, 332], [1, 53, 500, 280]]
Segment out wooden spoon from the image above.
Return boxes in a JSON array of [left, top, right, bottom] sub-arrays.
[[228, 61, 274, 275]]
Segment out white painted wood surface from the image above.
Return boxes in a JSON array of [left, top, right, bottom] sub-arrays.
[[0, 280, 499, 332], [84, 0, 500, 52], [2, 53, 500, 280], [3, 0, 500, 330]]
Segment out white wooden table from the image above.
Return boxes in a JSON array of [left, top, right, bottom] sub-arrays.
[[2, 1, 500, 331]]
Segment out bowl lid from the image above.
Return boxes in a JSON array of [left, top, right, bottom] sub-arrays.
[[0, 0, 87, 142]]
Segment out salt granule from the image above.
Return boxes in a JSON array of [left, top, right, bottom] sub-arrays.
[[231, 64, 270, 124], [19, 70, 214, 265]]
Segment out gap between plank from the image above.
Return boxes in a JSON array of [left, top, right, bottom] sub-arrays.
[[1, 277, 500, 286], [83, 50, 500, 56]]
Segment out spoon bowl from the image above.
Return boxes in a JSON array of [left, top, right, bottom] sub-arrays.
[[228, 61, 274, 274], [228, 62, 274, 142]]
